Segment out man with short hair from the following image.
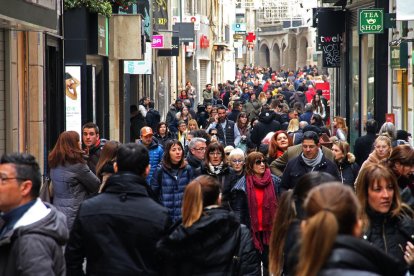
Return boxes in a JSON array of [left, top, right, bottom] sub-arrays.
[[0, 153, 68, 275], [206, 105, 241, 147], [65, 143, 171, 275], [300, 103, 314, 124], [186, 137, 207, 174], [82, 122, 105, 174], [280, 131, 339, 192], [203, 83, 213, 105], [138, 126, 164, 182]]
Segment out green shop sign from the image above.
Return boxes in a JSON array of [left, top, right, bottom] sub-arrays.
[[359, 9, 384, 34]]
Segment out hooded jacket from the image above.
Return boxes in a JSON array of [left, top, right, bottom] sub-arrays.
[[336, 153, 360, 188], [250, 110, 281, 148], [65, 172, 171, 276], [0, 199, 69, 276], [51, 162, 100, 230], [157, 208, 261, 276]]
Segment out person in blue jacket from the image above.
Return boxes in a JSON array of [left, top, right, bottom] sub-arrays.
[[137, 127, 164, 183], [150, 140, 193, 222]]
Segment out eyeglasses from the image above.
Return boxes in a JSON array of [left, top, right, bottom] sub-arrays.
[[232, 159, 244, 164], [209, 151, 223, 156], [194, 147, 206, 152], [254, 159, 265, 165]]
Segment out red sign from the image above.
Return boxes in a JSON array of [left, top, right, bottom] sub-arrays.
[[200, 35, 209, 48], [315, 82, 330, 101], [246, 32, 256, 42]]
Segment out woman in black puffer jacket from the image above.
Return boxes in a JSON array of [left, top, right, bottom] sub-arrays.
[[356, 164, 414, 273], [157, 175, 260, 276], [331, 141, 359, 188]]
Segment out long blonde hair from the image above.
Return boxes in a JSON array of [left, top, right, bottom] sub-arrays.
[[182, 175, 220, 228], [297, 183, 359, 276]]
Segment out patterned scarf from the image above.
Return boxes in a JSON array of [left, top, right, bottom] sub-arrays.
[[246, 168, 278, 251], [208, 162, 224, 175]]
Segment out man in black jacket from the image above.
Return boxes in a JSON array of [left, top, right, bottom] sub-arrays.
[[250, 106, 281, 149], [281, 131, 339, 192], [65, 143, 171, 276]]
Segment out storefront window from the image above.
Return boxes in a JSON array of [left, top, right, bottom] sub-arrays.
[[367, 35, 375, 121]]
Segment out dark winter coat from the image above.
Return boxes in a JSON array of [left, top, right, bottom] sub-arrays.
[[336, 153, 360, 188], [229, 174, 281, 228], [0, 200, 68, 276], [156, 208, 261, 276], [354, 133, 377, 166], [200, 163, 231, 192], [150, 163, 194, 223], [281, 154, 340, 192], [130, 112, 147, 142], [363, 208, 414, 270], [154, 132, 176, 148], [319, 235, 407, 276], [65, 172, 171, 276], [51, 162, 100, 230], [146, 108, 161, 132], [250, 111, 281, 148], [84, 139, 106, 174]]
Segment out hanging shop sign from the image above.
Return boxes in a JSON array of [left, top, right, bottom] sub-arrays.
[[390, 44, 408, 69], [359, 9, 384, 34], [173, 23, 195, 43], [153, 0, 168, 31], [317, 9, 345, 68], [232, 23, 246, 34], [158, 37, 179, 56], [152, 35, 164, 48]]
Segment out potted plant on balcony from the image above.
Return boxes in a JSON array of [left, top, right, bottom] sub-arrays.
[[64, 0, 137, 17]]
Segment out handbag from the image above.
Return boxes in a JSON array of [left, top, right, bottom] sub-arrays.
[[39, 176, 54, 203]]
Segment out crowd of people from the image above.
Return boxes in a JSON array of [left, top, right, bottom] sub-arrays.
[[1, 64, 414, 275]]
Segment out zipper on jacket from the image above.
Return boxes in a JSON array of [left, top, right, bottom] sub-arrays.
[[382, 219, 388, 254]]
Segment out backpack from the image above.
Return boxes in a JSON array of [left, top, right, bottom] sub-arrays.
[[146, 109, 161, 132], [289, 92, 306, 108]]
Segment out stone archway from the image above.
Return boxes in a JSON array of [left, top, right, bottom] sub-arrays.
[[272, 43, 281, 70], [298, 36, 308, 68], [259, 44, 270, 67], [288, 36, 297, 70]]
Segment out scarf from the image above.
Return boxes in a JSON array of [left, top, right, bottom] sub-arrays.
[[208, 162, 224, 175], [246, 168, 278, 251], [301, 148, 323, 169]]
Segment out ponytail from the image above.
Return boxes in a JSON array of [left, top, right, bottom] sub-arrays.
[[296, 210, 338, 276], [269, 190, 296, 276], [181, 175, 220, 228], [182, 181, 203, 228]]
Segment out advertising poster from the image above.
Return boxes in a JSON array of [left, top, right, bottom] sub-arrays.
[[65, 66, 82, 135]]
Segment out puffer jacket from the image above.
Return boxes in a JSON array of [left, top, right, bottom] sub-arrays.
[[51, 162, 100, 230], [229, 174, 281, 228], [0, 199, 69, 276], [150, 163, 193, 222], [336, 153, 360, 188], [157, 208, 261, 276], [363, 207, 414, 270], [138, 138, 164, 183], [318, 235, 406, 276]]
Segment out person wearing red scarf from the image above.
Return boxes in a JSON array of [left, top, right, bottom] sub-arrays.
[[229, 151, 280, 276]]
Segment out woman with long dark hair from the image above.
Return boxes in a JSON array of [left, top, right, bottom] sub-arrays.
[[95, 140, 120, 192], [150, 140, 193, 222], [157, 175, 260, 275], [154, 122, 176, 148], [48, 131, 100, 229]]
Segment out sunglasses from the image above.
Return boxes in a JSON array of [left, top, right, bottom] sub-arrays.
[[254, 159, 265, 165]]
